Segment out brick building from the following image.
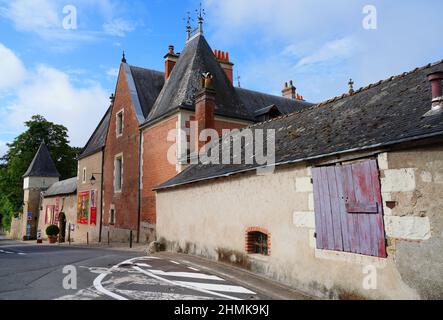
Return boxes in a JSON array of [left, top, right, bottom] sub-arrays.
[[98, 23, 311, 243]]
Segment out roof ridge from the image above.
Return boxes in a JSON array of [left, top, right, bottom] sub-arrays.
[[249, 58, 443, 129]]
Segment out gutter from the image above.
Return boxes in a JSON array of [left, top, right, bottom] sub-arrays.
[[154, 130, 443, 191]]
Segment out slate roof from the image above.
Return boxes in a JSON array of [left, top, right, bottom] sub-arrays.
[[130, 66, 165, 118], [23, 142, 60, 178], [145, 35, 255, 124], [156, 60, 443, 190], [44, 177, 77, 198], [235, 87, 313, 117], [79, 106, 112, 160]]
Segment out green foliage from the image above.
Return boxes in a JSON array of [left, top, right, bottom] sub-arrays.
[[0, 115, 80, 229], [46, 225, 60, 236], [0, 195, 14, 231]]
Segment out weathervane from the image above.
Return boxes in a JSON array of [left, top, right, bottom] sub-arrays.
[[348, 78, 354, 95], [196, 2, 205, 34]]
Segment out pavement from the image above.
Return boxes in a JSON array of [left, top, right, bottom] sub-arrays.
[[0, 236, 312, 300]]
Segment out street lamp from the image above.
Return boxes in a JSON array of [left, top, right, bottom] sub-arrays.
[[90, 173, 102, 186]]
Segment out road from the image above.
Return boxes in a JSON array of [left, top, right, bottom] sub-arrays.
[[0, 237, 266, 300]]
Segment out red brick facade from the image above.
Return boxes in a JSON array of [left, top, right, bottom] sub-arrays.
[[103, 63, 141, 231], [141, 115, 179, 225]]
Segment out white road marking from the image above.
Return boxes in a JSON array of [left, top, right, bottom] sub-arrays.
[[176, 282, 256, 295], [170, 260, 180, 265], [93, 273, 128, 301], [93, 256, 144, 301], [188, 267, 200, 272], [17, 253, 26, 255], [135, 263, 152, 268], [133, 266, 241, 301], [149, 270, 224, 281]]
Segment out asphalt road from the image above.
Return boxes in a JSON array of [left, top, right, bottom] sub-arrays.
[[0, 238, 265, 300]]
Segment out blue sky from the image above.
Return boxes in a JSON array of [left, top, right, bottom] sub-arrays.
[[0, 0, 442, 155]]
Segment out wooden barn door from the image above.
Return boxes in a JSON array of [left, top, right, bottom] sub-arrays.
[[312, 160, 387, 258]]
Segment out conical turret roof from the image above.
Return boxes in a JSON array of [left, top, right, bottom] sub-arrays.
[[23, 142, 60, 178]]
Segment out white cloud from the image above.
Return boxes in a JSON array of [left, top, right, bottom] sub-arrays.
[[295, 37, 358, 69], [205, 0, 443, 102], [2, 0, 60, 31], [0, 43, 26, 90], [0, 43, 109, 147], [0, 0, 137, 45], [106, 68, 119, 77], [103, 18, 135, 37]]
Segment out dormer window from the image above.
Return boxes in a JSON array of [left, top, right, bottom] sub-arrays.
[[116, 110, 124, 137]]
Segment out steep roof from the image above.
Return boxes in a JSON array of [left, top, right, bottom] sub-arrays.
[[129, 66, 165, 118], [23, 142, 60, 178], [156, 60, 443, 190], [79, 106, 112, 160], [44, 177, 77, 198], [235, 87, 314, 116], [145, 35, 254, 124]]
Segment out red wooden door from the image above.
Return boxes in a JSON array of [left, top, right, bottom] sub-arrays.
[[312, 160, 387, 258]]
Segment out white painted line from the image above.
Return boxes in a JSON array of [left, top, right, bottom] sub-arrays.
[[176, 282, 256, 295], [170, 260, 180, 265], [17, 253, 26, 255], [135, 263, 152, 268], [133, 266, 241, 301], [4, 251, 13, 254], [93, 256, 147, 301], [93, 273, 128, 301], [149, 270, 225, 281], [188, 267, 200, 272]]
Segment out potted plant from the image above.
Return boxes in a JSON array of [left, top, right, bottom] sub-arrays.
[[46, 225, 60, 244]]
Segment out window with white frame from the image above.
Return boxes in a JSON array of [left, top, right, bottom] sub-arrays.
[[116, 110, 124, 137], [114, 155, 123, 192], [82, 168, 87, 184]]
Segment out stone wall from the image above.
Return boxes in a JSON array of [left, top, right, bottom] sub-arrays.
[[156, 144, 443, 299]]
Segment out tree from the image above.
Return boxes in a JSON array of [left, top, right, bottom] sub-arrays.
[[0, 115, 80, 229]]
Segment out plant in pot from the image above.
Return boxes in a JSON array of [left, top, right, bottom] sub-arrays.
[[46, 225, 60, 244]]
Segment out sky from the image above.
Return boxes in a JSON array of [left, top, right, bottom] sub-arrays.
[[0, 0, 442, 156]]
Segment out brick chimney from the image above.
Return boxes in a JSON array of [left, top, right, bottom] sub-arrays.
[[424, 71, 443, 116], [282, 80, 296, 99], [194, 72, 216, 151], [214, 50, 234, 85], [164, 45, 179, 80]]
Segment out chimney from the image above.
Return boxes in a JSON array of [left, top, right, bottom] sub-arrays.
[[282, 80, 296, 99], [214, 49, 234, 85], [194, 72, 216, 152], [164, 45, 179, 80], [425, 71, 443, 116]]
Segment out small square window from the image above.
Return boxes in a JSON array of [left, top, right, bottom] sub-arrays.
[[247, 231, 269, 256]]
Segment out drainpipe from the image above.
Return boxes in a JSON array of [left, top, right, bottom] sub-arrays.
[[98, 150, 105, 243], [137, 129, 142, 243]]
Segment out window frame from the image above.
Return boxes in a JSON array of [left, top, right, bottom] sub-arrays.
[[116, 109, 124, 138], [245, 227, 271, 256], [114, 154, 123, 193]]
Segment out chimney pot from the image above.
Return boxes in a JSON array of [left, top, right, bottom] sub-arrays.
[[424, 71, 443, 116]]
